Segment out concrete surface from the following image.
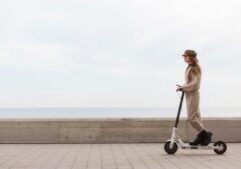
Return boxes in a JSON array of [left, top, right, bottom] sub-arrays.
[[0, 143, 240, 169], [0, 118, 240, 143]]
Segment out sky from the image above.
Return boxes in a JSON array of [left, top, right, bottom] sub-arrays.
[[0, 0, 241, 108]]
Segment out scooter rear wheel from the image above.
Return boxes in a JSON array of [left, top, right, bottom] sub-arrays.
[[164, 141, 178, 154], [213, 141, 227, 155]]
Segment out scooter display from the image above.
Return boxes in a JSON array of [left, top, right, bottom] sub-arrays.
[[164, 91, 227, 155]]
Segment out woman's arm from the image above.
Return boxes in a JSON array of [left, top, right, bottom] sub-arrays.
[[181, 69, 200, 92]]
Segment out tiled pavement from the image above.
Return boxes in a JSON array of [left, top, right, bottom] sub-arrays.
[[0, 143, 240, 169]]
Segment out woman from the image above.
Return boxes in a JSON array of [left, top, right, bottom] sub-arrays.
[[176, 49, 212, 146]]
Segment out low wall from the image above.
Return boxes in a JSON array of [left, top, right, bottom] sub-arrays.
[[0, 118, 240, 143]]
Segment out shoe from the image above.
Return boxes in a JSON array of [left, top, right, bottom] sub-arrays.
[[189, 132, 203, 146], [201, 130, 212, 146]]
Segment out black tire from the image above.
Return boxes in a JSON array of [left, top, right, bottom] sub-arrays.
[[214, 141, 227, 155], [164, 141, 178, 154]]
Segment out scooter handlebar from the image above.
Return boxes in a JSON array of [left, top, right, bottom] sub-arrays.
[[176, 84, 184, 92]]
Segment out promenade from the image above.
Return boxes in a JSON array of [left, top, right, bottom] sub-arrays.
[[0, 143, 240, 169]]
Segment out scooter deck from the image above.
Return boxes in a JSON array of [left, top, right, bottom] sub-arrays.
[[182, 144, 217, 150]]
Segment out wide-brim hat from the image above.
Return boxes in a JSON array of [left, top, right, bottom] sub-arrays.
[[182, 50, 197, 57]]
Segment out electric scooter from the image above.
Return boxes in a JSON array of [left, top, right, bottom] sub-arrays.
[[164, 91, 227, 155]]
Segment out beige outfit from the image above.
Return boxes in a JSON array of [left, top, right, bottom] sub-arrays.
[[181, 64, 205, 132]]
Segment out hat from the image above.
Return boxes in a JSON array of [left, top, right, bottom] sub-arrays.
[[182, 50, 197, 57]]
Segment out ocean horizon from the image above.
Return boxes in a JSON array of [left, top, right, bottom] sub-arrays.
[[0, 107, 241, 118]]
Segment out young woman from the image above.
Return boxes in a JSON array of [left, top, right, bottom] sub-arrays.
[[176, 50, 212, 146]]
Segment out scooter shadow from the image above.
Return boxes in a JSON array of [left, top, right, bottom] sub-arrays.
[[161, 153, 226, 157]]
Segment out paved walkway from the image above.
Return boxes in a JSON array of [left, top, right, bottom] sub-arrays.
[[0, 143, 240, 169]]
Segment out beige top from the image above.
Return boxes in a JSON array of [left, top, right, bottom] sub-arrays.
[[181, 65, 201, 92]]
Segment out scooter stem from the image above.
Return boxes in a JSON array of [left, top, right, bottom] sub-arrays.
[[174, 91, 185, 128]]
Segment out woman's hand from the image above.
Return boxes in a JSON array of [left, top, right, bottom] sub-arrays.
[[176, 85, 183, 92]]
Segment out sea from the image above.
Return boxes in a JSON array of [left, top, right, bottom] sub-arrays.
[[0, 107, 240, 119]]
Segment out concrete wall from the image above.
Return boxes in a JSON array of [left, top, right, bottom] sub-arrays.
[[0, 118, 240, 143]]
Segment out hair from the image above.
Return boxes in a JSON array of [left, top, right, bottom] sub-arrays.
[[190, 56, 202, 75]]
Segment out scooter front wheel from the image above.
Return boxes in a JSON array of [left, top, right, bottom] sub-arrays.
[[164, 141, 178, 154], [213, 141, 227, 155]]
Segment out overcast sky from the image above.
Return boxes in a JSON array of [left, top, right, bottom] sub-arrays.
[[0, 0, 241, 108]]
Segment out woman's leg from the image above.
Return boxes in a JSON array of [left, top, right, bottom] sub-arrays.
[[186, 91, 205, 132], [186, 91, 212, 145]]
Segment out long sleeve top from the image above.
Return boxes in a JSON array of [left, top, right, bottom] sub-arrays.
[[181, 64, 201, 92]]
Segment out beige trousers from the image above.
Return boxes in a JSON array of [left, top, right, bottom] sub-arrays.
[[185, 90, 205, 132]]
